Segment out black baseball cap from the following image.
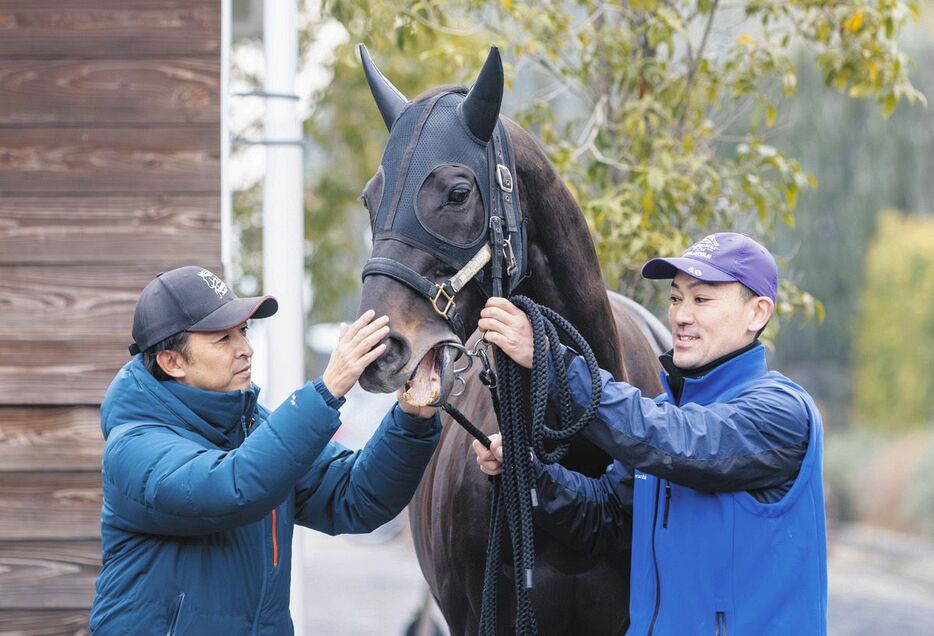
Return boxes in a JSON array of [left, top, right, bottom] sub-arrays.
[[129, 266, 278, 355]]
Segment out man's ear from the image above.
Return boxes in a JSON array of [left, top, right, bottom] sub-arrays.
[[156, 350, 187, 380], [749, 296, 775, 333]]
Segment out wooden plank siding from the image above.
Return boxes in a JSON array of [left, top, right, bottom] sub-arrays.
[[0, 542, 101, 609], [0, 128, 220, 194], [0, 59, 219, 126], [0, 407, 101, 472], [0, 611, 90, 636], [0, 1, 222, 631], [0, 473, 102, 541], [0, 196, 221, 265], [0, 2, 220, 59]]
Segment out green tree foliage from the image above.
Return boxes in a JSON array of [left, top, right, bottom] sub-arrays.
[[769, 36, 934, 417], [854, 210, 934, 430], [296, 0, 922, 328]]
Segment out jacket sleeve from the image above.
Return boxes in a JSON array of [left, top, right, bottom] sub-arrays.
[[294, 403, 441, 534], [550, 345, 809, 492], [101, 381, 343, 537], [533, 459, 633, 556]]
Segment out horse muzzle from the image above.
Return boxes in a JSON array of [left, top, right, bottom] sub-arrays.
[[360, 336, 462, 407]]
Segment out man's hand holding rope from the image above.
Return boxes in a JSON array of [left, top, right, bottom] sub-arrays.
[[478, 297, 536, 369], [474, 297, 536, 476]]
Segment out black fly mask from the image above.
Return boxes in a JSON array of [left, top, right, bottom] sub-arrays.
[[359, 45, 528, 343]]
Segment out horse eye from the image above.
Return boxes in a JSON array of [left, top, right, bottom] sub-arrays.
[[446, 186, 471, 205]]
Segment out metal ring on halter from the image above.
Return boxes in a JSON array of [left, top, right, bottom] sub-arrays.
[[470, 338, 489, 358], [438, 341, 470, 361], [449, 374, 469, 398]]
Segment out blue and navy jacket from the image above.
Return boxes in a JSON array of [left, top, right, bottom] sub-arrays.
[[89, 356, 440, 635], [534, 343, 827, 635]]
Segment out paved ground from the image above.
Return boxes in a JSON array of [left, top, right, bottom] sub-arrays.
[[299, 519, 934, 635], [300, 390, 934, 634], [827, 524, 934, 635]]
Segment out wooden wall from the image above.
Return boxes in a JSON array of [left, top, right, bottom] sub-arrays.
[[0, 2, 222, 633]]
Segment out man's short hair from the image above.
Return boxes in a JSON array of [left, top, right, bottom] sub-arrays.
[[143, 331, 192, 381]]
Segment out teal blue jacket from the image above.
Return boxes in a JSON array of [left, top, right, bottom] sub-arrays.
[[90, 356, 440, 635]]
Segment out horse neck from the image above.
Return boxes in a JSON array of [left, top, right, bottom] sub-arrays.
[[513, 140, 624, 377]]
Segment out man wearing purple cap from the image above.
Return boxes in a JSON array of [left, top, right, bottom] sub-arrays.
[[90, 266, 440, 634], [474, 233, 827, 634]]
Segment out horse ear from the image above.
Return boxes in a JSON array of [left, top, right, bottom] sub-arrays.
[[358, 44, 408, 131], [459, 46, 504, 143]]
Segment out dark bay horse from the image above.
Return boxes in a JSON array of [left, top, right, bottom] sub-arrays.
[[355, 45, 665, 635]]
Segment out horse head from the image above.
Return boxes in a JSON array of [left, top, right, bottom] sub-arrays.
[[357, 45, 524, 407]]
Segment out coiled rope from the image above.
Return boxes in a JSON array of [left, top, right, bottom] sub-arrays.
[[442, 295, 603, 635]]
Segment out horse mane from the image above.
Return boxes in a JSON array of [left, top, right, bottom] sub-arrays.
[[506, 120, 626, 379]]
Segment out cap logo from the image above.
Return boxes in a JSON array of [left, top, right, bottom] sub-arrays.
[[687, 266, 703, 277], [683, 234, 720, 260], [197, 269, 229, 299]]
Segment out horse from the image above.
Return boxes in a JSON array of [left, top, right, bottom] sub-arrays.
[[354, 44, 667, 635]]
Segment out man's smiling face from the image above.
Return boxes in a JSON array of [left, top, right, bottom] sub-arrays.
[[667, 272, 771, 369]]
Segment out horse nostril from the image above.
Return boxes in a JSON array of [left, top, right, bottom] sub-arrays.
[[373, 334, 409, 374]]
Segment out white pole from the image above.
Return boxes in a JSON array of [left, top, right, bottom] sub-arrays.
[[220, 0, 232, 275], [263, 2, 307, 634]]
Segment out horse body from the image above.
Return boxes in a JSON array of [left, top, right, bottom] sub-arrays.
[[355, 46, 664, 634]]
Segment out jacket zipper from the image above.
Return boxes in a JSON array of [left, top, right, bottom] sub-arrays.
[[166, 592, 185, 636], [271, 508, 279, 568], [651, 392, 685, 634], [662, 481, 672, 528], [647, 479, 662, 635]]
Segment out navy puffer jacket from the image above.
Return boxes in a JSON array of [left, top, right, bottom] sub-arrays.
[[90, 356, 440, 635]]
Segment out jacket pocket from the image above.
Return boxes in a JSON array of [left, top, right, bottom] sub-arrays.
[[714, 610, 727, 636], [167, 592, 185, 636]]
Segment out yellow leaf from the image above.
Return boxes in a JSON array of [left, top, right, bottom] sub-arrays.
[[642, 189, 654, 214], [738, 34, 755, 47], [785, 186, 797, 210], [847, 10, 864, 33], [766, 105, 777, 128], [883, 94, 898, 118]]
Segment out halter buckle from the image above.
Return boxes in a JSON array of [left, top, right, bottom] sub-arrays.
[[431, 284, 456, 319], [496, 164, 513, 192]]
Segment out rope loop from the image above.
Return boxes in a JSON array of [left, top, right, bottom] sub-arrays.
[[443, 295, 603, 636]]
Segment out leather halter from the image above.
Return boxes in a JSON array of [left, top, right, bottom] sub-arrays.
[[361, 91, 527, 343]]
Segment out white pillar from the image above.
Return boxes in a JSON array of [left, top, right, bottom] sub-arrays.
[[262, 2, 307, 634], [220, 0, 232, 275]]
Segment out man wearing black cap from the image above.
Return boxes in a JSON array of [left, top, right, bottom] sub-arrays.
[[90, 266, 441, 635], [473, 233, 827, 634]]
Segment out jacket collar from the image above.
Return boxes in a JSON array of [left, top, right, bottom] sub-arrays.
[[660, 342, 769, 405], [162, 380, 260, 444]]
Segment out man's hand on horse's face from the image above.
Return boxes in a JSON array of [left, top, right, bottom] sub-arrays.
[[473, 433, 504, 476], [321, 310, 390, 399], [478, 298, 535, 369]]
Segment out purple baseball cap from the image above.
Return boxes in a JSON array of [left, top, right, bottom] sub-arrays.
[[129, 266, 278, 355], [641, 232, 778, 301]]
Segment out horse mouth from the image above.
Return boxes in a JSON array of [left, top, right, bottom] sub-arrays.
[[400, 343, 458, 407]]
